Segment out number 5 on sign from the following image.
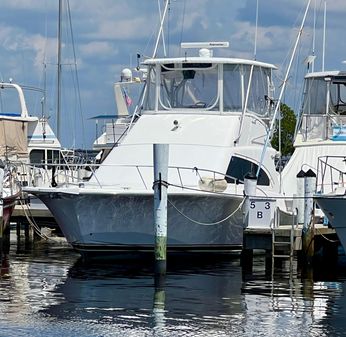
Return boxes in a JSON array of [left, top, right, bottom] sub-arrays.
[[248, 198, 276, 229]]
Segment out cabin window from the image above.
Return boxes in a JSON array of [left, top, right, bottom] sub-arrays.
[[330, 80, 346, 114], [223, 65, 271, 116], [225, 156, 270, 186], [302, 77, 327, 115], [47, 150, 63, 169], [145, 63, 219, 110], [160, 63, 218, 110], [144, 67, 156, 111], [29, 149, 45, 167], [223, 65, 242, 112]]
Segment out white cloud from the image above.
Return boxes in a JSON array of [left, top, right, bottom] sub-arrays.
[[79, 41, 116, 57]]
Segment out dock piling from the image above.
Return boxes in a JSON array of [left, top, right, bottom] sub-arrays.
[[302, 169, 316, 264], [153, 144, 169, 275]]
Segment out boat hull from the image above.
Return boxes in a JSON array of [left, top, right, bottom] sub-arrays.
[[315, 196, 346, 249], [33, 191, 244, 257], [3, 192, 20, 230]]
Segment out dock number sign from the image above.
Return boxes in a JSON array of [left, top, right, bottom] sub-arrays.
[[248, 198, 276, 228]]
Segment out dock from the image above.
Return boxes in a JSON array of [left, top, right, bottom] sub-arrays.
[[242, 223, 339, 272], [11, 195, 57, 228]]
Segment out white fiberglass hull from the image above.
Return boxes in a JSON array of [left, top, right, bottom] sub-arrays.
[[31, 189, 244, 256], [315, 195, 346, 250]]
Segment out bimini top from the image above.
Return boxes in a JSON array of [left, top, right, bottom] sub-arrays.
[[143, 56, 277, 70]]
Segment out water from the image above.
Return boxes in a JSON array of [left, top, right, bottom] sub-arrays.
[[1, 234, 346, 337]]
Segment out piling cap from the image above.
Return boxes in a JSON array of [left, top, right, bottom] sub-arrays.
[[244, 172, 257, 180], [296, 170, 305, 178], [305, 169, 316, 178]]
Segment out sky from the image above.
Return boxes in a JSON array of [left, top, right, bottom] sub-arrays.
[[0, 0, 346, 149]]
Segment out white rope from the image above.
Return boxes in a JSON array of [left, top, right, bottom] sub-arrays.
[[167, 197, 245, 226], [19, 199, 59, 242]]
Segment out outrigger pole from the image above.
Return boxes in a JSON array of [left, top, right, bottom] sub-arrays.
[[256, 0, 312, 178]]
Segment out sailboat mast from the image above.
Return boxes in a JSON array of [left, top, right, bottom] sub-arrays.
[[57, 0, 62, 140]]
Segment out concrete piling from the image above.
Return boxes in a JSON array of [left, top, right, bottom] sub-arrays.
[[302, 169, 316, 264], [153, 144, 169, 275]]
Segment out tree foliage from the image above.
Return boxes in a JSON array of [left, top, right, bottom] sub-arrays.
[[271, 103, 296, 156]]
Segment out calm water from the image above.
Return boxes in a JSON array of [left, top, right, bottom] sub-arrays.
[[1, 233, 346, 337]]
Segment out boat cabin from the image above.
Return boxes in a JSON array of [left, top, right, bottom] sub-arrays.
[[297, 71, 346, 142], [91, 49, 281, 192]]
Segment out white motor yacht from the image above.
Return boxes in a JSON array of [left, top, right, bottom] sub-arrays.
[[26, 44, 285, 257]]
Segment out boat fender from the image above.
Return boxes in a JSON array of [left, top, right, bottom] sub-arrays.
[[198, 177, 227, 192]]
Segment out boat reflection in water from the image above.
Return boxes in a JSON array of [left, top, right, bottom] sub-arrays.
[[0, 240, 345, 336]]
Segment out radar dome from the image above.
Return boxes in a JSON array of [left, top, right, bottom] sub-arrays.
[[121, 68, 132, 82]]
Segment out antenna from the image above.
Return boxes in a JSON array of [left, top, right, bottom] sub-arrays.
[[136, 53, 141, 71], [311, 0, 317, 72], [322, 0, 327, 71], [254, 0, 259, 60]]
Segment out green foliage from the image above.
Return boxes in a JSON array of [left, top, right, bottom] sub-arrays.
[[271, 103, 296, 156]]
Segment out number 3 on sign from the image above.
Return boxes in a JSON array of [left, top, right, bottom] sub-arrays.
[[264, 202, 270, 210]]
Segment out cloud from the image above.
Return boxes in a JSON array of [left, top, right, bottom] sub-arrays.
[[79, 41, 117, 58]]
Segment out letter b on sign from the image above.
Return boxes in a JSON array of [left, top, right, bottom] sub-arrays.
[[247, 198, 276, 228]]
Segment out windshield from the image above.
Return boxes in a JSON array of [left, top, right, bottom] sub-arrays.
[[330, 79, 346, 114], [160, 63, 218, 109], [224, 64, 271, 115], [302, 77, 327, 115], [144, 62, 273, 115], [302, 76, 346, 115]]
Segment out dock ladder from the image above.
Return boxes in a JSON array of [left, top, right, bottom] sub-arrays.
[[271, 208, 297, 272]]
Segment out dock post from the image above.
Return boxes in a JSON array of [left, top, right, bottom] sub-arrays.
[[153, 144, 169, 275], [296, 170, 305, 225], [243, 173, 257, 227], [241, 173, 257, 272], [302, 169, 316, 264]]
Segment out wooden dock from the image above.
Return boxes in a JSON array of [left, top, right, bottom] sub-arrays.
[[243, 224, 336, 251], [242, 224, 339, 272]]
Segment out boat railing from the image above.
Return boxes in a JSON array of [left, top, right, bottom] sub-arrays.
[[300, 114, 346, 141], [16, 161, 245, 193], [14, 160, 94, 188], [316, 155, 346, 194]]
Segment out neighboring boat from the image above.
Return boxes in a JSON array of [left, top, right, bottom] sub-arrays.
[[1, 163, 21, 229], [281, 71, 346, 211], [26, 42, 287, 257], [0, 82, 91, 226], [91, 67, 146, 163], [314, 155, 346, 250]]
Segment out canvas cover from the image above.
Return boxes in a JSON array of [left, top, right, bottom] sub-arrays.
[[0, 119, 28, 157]]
